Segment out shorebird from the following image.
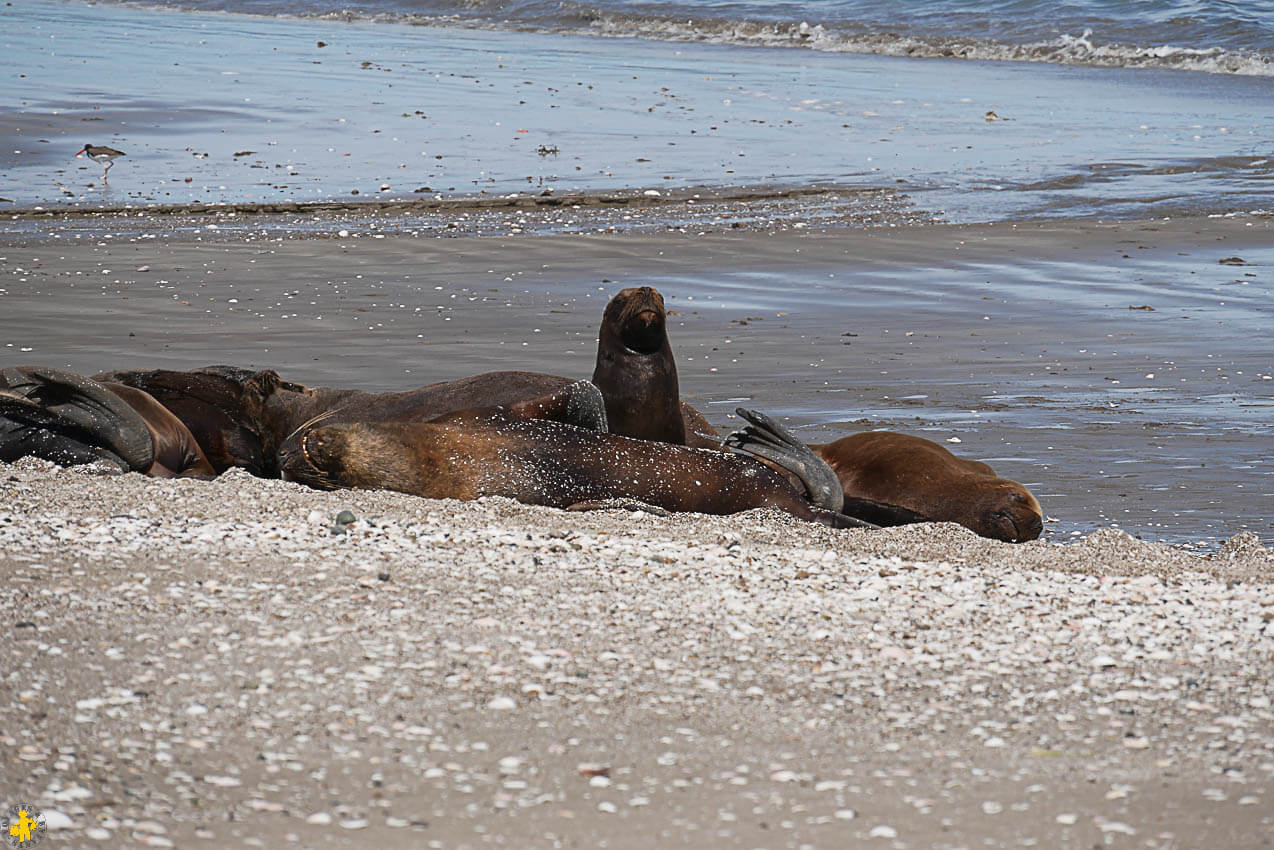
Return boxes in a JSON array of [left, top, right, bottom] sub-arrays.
[[76, 143, 126, 181]]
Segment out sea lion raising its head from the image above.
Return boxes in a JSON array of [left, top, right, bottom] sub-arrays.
[[591, 286, 719, 448]]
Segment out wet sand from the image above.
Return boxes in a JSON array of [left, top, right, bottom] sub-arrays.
[[2, 212, 1271, 544]]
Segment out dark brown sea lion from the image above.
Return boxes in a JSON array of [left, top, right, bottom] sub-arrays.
[[278, 404, 883, 529], [99, 382, 217, 478], [241, 369, 607, 471], [94, 365, 279, 475], [590, 286, 719, 448], [813, 431, 1044, 543]]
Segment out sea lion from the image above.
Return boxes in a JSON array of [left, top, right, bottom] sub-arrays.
[[98, 382, 217, 478], [590, 286, 719, 448], [0, 366, 216, 478], [94, 365, 280, 475], [278, 404, 877, 529], [813, 431, 1044, 543]]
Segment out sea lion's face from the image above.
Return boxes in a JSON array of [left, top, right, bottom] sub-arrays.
[[278, 426, 345, 489], [977, 488, 1044, 543], [607, 286, 667, 354]]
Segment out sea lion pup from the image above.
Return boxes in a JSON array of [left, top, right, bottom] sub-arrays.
[[278, 405, 876, 529], [0, 366, 215, 477], [591, 286, 720, 449], [813, 431, 1044, 543]]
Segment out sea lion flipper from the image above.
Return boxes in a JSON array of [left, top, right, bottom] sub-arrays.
[[0, 367, 154, 471], [0, 389, 133, 470], [505, 380, 609, 432], [724, 407, 844, 513], [839, 496, 932, 528]]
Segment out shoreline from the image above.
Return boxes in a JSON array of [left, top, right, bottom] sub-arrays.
[[1, 184, 926, 242], [6, 0, 1272, 221]]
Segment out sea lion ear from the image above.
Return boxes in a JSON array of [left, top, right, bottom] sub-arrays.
[[244, 369, 282, 400]]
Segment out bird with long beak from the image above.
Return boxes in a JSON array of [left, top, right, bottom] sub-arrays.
[[76, 143, 126, 181]]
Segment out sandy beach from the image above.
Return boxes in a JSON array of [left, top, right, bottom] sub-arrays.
[[2, 455, 1273, 849]]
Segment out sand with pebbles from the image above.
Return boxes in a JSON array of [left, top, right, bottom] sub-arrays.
[[2, 456, 1272, 848]]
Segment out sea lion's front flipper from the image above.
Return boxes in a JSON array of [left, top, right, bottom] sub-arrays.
[[566, 498, 672, 516], [506, 380, 609, 432], [839, 496, 931, 528], [0, 366, 154, 471], [724, 407, 844, 513]]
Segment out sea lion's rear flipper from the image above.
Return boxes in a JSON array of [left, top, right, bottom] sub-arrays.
[[0, 366, 153, 471], [0, 390, 133, 470], [724, 407, 844, 513], [506, 380, 609, 432]]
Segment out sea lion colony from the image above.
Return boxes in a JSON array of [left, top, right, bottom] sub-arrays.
[[0, 287, 1043, 541]]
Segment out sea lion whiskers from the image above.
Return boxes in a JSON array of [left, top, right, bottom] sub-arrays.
[[285, 407, 340, 445]]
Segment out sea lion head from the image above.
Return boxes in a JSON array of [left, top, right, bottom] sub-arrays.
[[972, 484, 1044, 543], [603, 286, 668, 355], [278, 424, 349, 489]]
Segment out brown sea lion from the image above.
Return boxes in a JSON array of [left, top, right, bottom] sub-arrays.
[[93, 367, 605, 478], [278, 404, 890, 529], [99, 382, 217, 478], [591, 286, 719, 448], [240, 370, 607, 471], [813, 431, 1044, 543]]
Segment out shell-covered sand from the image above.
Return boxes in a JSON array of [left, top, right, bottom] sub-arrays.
[[2, 457, 1271, 847]]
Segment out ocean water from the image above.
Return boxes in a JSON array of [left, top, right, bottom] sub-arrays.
[[100, 0, 1274, 76]]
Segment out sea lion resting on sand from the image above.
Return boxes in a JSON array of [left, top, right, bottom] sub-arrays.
[[93, 285, 721, 472], [0, 366, 216, 478], [278, 400, 917, 529], [813, 431, 1044, 543], [93, 366, 608, 478]]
